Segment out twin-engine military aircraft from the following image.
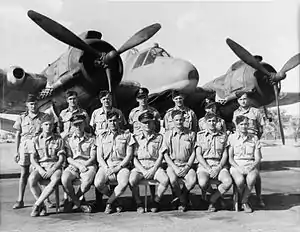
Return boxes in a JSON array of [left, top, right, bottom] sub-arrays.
[[1, 10, 300, 145]]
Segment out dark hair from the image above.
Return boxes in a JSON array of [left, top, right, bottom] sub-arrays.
[[204, 112, 217, 120], [99, 90, 112, 99], [235, 115, 249, 125], [107, 111, 119, 120], [171, 109, 184, 119]]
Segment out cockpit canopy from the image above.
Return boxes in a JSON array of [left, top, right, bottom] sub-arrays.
[[133, 44, 170, 69]]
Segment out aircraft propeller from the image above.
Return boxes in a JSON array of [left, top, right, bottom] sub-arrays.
[[27, 10, 161, 92], [226, 38, 300, 145]]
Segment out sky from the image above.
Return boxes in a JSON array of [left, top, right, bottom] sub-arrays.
[[0, 0, 299, 116]]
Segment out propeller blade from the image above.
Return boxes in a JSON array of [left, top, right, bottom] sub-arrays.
[[273, 84, 285, 145], [27, 10, 100, 57], [278, 53, 300, 75], [117, 23, 161, 54], [226, 38, 270, 76], [105, 68, 112, 92]]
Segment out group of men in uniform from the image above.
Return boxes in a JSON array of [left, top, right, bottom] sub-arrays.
[[12, 86, 265, 216]]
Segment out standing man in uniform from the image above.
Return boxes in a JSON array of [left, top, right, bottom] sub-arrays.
[[228, 115, 262, 213], [128, 87, 160, 136], [233, 92, 265, 207], [196, 113, 232, 212], [163, 90, 197, 133], [61, 114, 96, 213], [28, 114, 65, 217], [94, 111, 135, 214], [163, 110, 197, 212], [90, 90, 127, 210], [12, 94, 47, 209], [198, 99, 226, 133], [129, 111, 169, 213], [58, 90, 89, 139]]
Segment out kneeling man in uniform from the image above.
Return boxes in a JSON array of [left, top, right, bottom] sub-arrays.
[[29, 114, 65, 217], [94, 111, 135, 214], [129, 111, 169, 213]]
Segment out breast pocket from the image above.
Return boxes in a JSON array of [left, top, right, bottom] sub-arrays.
[[115, 139, 127, 156], [21, 121, 31, 133], [148, 141, 160, 159], [245, 142, 255, 155], [81, 143, 91, 155]]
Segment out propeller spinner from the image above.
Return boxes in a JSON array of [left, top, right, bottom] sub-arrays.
[[226, 38, 300, 145], [27, 10, 161, 92]]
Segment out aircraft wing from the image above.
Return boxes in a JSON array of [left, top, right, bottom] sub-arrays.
[[266, 92, 300, 107]]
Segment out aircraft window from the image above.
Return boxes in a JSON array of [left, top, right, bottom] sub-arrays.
[[144, 50, 156, 65], [133, 51, 148, 69]]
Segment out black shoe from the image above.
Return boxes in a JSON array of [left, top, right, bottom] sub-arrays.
[[13, 201, 24, 209], [39, 204, 48, 216]]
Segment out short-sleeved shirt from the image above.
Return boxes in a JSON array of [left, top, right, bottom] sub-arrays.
[[163, 107, 197, 132], [195, 130, 228, 166], [233, 107, 264, 135], [228, 132, 261, 161], [162, 128, 196, 165], [13, 112, 47, 142], [134, 132, 163, 168], [96, 129, 135, 167], [33, 133, 65, 167], [65, 133, 96, 163], [198, 116, 226, 133], [59, 107, 89, 137], [129, 106, 160, 135], [90, 107, 126, 136]]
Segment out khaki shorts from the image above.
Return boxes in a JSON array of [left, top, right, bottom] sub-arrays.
[[18, 139, 35, 166], [65, 164, 97, 179]]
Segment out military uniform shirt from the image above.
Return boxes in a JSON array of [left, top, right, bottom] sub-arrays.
[[195, 130, 228, 166], [162, 128, 196, 164], [163, 107, 197, 132], [97, 129, 135, 167], [13, 112, 47, 142], [90, 107, 126, 136], [128, 106, 160, 135], [233, 107, 264, 135], [228, 132, 261, 161], [33, 133, 65, 167], [59, 107, 89, 136], [134, 132, 163, 168], [65, 133, 96, 162]]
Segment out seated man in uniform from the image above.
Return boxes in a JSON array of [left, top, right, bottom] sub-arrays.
[[29, 114, 65, 217], [163, 110, 197, 212], [196, 113, 232, 212], [94, 111, 135, 214], [61, 114, 97, 213], [228, 115, 262, 213], [129, 111, 169, 213]]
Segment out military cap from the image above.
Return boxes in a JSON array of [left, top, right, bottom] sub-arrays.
[[107, 111, 119, 120], [41, 114, 54, 124], [66, 90, 78, 98], [135, 87, 149, 99], [172, 90, 184, 99], [99, 90, 112, 99], [171, 109, 184, 119], [138, 111, 155, 123], [26, 94, 37, 102], [236, 91, 248, 99], [70, 114, 86, 124], [204, 100, 217, 110]]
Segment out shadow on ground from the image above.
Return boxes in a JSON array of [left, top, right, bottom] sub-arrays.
[[261, 160, 300, 172]]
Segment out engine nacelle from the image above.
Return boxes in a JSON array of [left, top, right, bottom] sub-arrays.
[[6, 66, 26, 86], [5, 66, 47, 91]]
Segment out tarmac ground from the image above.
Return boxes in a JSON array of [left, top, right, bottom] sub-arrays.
[[0, 139, 300, 232]]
